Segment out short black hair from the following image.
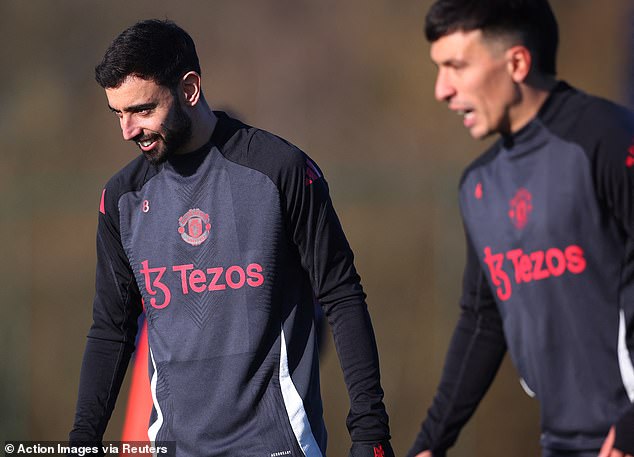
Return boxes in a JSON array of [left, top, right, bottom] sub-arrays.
[[95, 19, 201, 89], [425, 0, 559, 75]]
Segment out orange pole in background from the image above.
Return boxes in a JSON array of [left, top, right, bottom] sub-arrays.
[[121, 319, 153, 446]]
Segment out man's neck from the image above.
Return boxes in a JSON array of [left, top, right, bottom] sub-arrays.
[[187, 101, 217, 152], [171, 96, 217, 157], [508, 76, 557, 135]]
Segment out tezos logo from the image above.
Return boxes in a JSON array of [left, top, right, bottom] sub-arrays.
[[508, 188, 532, 229], [483, 244, 586, 301], [140, 260, 265, 309], [178, 208, 211, 246]]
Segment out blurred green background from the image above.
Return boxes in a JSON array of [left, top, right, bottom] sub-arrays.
[[1, 1, 632, 455]]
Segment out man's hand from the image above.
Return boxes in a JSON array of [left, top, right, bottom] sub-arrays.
[[598, 426, 632, 457]]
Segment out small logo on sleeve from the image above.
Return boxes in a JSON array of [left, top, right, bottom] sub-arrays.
[[178, 208, 211, 246], [626, 141, 634, 167], [474, 182, 483, 199], [508, 188, 532, 230], [373, 444, 385, 457], [99, 189, 106, 215], [305, 158, 322, 186]]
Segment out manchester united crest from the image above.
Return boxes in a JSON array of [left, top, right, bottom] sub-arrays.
[[508, 188, 532, 230], [178, 208, 211, 246]]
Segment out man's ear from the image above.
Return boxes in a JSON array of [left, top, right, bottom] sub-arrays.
[[180, 71, 202, 107], [506, 45, 532, 83]]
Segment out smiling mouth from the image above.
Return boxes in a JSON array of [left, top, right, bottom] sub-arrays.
[[135, 136, 159, 151]]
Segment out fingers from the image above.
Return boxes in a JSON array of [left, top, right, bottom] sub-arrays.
[[598, 426, 616, 457]]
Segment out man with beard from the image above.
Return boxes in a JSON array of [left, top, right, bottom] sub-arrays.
[[69, 19, 394, 457]]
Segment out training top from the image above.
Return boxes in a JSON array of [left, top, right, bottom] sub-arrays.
[[409, 82, 634, 456], [69, 112, 392, 457]]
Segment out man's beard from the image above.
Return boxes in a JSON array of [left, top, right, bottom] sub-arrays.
[[141, 101, 193, 165]]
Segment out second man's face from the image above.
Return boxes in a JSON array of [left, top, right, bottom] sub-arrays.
[[430, 29, 519, 140], [105, 75, 192, 164]]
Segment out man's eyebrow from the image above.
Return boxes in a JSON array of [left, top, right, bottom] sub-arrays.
[[435, 58, 467, 68], [108, 103, 157, 113]]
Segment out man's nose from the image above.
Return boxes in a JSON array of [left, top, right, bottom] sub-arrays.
[[120, 115, 141, 141], [434, 69, 455, 102]]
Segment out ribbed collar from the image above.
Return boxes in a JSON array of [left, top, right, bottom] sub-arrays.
[[499, 81, 573, 156]]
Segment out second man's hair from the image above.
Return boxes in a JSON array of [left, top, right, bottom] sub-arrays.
[[425, 0, 559, 75]]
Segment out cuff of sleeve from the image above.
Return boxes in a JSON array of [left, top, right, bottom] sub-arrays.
[[406, 430, 446, 457], [349, 441, 394, 457], [614, 405, 634, 454]]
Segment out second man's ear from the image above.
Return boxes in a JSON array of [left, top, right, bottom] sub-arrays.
[[506, 45, 532, 83]]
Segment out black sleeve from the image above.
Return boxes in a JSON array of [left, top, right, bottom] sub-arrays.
[[407, 231, 507, 457], [69, 185, 143, 442], [614, 404, 634, 454], [266, 133, 392, 455], [590, 104, 634, 450], [591, 105, 634, 238]]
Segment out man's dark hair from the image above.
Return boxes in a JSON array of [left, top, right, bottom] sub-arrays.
[[425, 0, 559, 75], [95, 19, 201, 89]]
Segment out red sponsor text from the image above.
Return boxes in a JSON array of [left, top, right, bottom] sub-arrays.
[[140, 260, 264, 309], [483, 245, 586, 301]]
